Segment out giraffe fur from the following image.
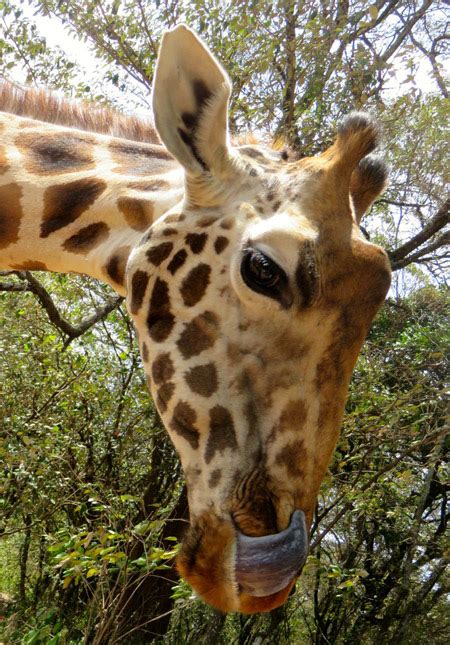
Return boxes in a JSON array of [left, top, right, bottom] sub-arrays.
[[0, 25, 391, 613]]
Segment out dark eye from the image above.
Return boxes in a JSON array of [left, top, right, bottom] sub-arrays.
[[241, 249, 290, 307]]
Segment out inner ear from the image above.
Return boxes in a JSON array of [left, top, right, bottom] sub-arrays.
[[350, 156, 388, 222], [152, 25, 232, 175]]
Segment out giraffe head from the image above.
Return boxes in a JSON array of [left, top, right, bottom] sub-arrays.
[[126, 26, 391, 613]]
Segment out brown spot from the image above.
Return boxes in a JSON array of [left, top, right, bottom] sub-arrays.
[[151, 352, 175, 385], [165, 213, 185, 223], [41, 178, 106, 238], [16, 131, 95, 175], [0, 183, 23, 249], [220, 218, 233, 229], [214, 236, 229, 254], [156, 382, 175, 413], [147, 278, 175, 342], [275, 439, 306, 478], [127, 179, 169, 191], [209, 469, 222, 488], [168, 249, 187, 275], [118, 197, 153, 231], [272, 200, 281, 212], [63, 222, 109, 253], [105, 245, 130, 286], [141, 342, 149, 362], [130, 269, 149, 314], [277, 399, 307, 433], [177, 311, 219, 360], [199, 216, 218, 227], [162, 227, 177, 236], [10, 260, 47, 271], [109, 140, 174, 176], [170, 401, 200, 450], [146, 242, 173, 266], [186, 232, 207, 254], [180, 264, 211, 307], [205, 405, 238, 463], [0, 145, 9, 174], [185, 363, 218, 397]]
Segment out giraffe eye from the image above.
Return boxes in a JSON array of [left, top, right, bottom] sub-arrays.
[[241, 249, 286, 297]]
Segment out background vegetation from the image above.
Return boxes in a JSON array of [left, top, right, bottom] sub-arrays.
[[0, 1, 448, 643]]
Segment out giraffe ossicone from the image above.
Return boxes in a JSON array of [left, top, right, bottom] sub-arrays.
[[0, 24, 391, 613]]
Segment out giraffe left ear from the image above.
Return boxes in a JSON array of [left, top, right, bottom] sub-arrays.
[[152, 25, 232, 176], [350, 155, 388, 223]]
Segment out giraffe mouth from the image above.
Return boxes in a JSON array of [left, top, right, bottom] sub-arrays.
[[235, 510, 309, 597], [176, 508, 309, 613]]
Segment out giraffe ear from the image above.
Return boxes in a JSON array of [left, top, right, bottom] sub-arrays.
[[350, 156, 388, 223], [152, 25, 232, 175]]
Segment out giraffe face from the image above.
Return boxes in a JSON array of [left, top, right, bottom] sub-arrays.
[[125, 26, 391, 613]]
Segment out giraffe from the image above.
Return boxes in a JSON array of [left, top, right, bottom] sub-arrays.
[[0, 25, 391, 613]]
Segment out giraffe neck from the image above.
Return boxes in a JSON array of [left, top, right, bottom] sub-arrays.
[[0, 113, 184, 294]]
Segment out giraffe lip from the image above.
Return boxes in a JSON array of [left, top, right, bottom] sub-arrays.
[[235, 510, 308, 597]]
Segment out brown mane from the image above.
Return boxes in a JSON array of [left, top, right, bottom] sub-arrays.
[[0, 78, 159, 143]]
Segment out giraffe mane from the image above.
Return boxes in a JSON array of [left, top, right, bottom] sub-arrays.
[[0, 78, 159, 144]]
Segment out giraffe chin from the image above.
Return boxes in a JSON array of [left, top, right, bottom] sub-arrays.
[[176, 510, 308, 613]]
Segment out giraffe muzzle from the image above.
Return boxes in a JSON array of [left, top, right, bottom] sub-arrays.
[[235, 510, 308, 597]]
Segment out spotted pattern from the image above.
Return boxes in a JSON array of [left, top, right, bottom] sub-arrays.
[[275, 439, 306, 478], [130, 269, 149, 314], [41, 178, 106, 238], [170, 401, 200, 450], [147, 278, 175, 342], [156, 382, 175, 413], [146, 242, 173, 266], [62, 222, 109, 253], [105, 245, 130, 286], [176, 311, 219, 360], [180, 264, 211, 307], [186, 232, 207, 254], [162, 227, 177, 236], [277, 399, 307, 433], [0, 183, 23, 249], [209, 469, 222, 488], [151, 352, 175, 384], [199, 216, 218, 227], [118, 197, 153, 232], [185, 363, 218, 397], [109, 140, 174, 176], [10, 260, 47, 270], [214, 236, 229, 254], [205, 405, 238, 464], [16, 131, 95, 175], [167, 249, 187, 275], [164, 213, 185, 224]]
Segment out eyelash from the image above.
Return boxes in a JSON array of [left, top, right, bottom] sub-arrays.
[[240, 248, 288, 304]]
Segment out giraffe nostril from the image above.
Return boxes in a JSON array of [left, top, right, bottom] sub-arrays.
[[235, 510, 308, 597]]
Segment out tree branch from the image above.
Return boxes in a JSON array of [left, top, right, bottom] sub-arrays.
[[7, 271, 124, 344], [388, 198, 449, 268]]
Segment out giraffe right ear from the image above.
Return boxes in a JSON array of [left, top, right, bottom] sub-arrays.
[[152, 25, 232, 176]]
